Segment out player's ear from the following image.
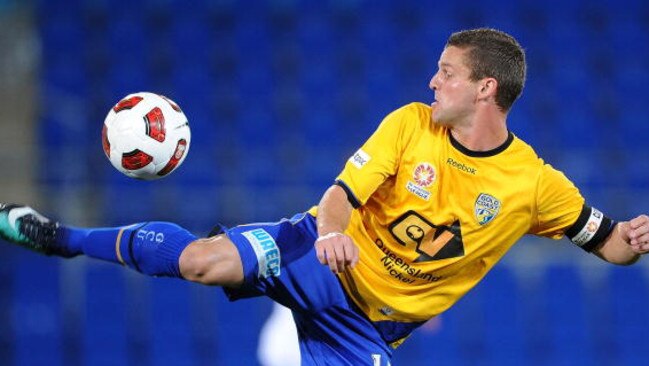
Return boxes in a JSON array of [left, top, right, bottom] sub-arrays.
[[477, 78, 498, 101]]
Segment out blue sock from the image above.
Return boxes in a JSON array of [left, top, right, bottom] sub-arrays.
[[57, 222, 197, 278]]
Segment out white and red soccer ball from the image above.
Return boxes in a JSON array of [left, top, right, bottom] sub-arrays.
[[102, 92, 191, 180]]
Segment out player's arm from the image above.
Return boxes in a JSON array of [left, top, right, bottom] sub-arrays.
[[314, 184, 358, 273], [593, 215, 649, 264], [315, 104, 419, 273], [534, 164, 647, 265]]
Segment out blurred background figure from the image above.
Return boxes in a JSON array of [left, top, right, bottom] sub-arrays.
[[0, 0, 648, 365], [258, 303, 300, 366]]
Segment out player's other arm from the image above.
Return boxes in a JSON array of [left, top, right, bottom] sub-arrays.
[[593, 215, 649, 265], [535, 165, 646, 266], [315, 184, 359, 273]]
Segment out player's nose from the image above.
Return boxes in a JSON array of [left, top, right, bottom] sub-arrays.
[[429, 75, 439, 92]]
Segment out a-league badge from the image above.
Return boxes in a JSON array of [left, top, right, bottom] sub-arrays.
[[413, 162, 435, 187], [474, 193, 501, 226], [406, 162, 436, 200]]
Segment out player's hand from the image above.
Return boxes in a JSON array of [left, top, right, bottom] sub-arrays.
[[625, 215, 649, 253], [315, 232, 359, 273]]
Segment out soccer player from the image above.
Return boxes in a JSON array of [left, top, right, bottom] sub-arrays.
[[2, 28, 649, 365]]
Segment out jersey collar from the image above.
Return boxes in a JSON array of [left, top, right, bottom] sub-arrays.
[[448, 131, 514, 158]]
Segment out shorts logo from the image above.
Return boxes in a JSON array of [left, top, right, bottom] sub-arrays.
[[413, 162, 435, 187], [242, 229, 281, 278], [350, 148, 371, 169], [474, 193, 501, 226]]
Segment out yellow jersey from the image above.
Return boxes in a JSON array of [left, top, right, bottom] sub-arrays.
[[315, 102, 585, 328]]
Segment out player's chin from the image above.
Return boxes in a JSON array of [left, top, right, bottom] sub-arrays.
[[432, 108, 448, 125]]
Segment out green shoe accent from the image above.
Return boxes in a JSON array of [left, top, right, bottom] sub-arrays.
[[0, 210, 29, 244]]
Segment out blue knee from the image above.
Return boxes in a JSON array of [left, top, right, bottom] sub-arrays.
[[120, 221, 197, 277]]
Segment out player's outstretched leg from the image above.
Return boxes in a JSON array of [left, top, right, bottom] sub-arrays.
[[0, 203, 197, 279]]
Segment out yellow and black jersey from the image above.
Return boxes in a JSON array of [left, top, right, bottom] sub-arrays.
[[310, 102, 613, 329]]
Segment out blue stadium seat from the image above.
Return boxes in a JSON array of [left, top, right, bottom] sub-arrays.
[[542, 264, 595, 365], [84, 266, 128, 366], [450, 281, 488, 365], [12, 253, 63, 366], [0, 246, 13, 361], [608, 266, 649, 365], [171, 16, 211, 70], [482, 266, 525, 365], [517, 267, 552, 364], [150, 280, 195, 366], [104, 184, 158, 224], [186, 285, 219, 365], [106, 17, 149, 94]]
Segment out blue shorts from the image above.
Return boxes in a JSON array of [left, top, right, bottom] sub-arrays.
[[223, 213, 393, 366]]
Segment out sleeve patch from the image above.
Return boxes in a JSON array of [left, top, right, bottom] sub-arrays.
[[349, 148, 371, 169]]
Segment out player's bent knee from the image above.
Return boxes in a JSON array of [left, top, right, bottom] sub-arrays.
[[179, 235, 244, 287]]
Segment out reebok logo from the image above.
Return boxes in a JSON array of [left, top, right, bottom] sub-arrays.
[[446, 158, 476, 174]]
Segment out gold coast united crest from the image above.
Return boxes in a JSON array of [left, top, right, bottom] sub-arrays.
[[474, 193, 501, 226]]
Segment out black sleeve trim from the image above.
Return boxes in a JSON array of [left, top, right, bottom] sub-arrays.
[[566, 205, 616, 252], [565, 205, 591, 238], [335, 180, 361, 209]]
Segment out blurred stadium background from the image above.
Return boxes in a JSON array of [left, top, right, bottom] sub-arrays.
[[1, 0, 648, 365]]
